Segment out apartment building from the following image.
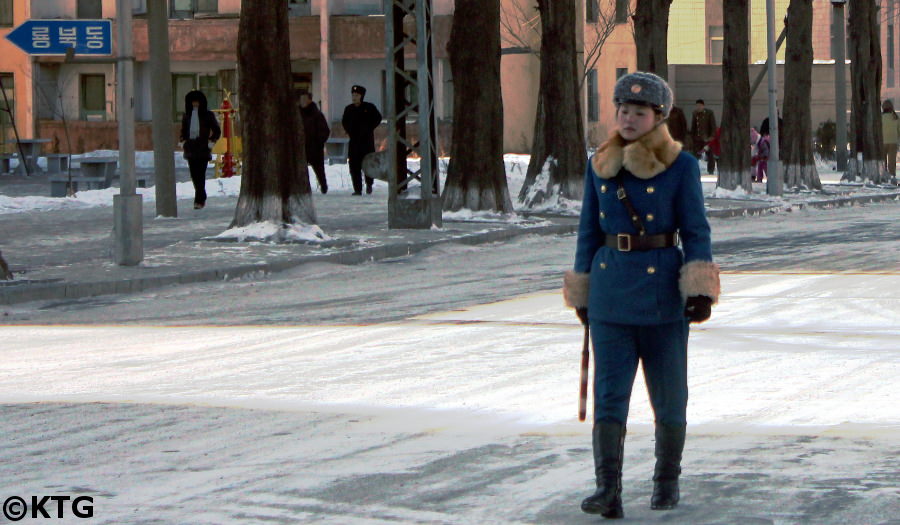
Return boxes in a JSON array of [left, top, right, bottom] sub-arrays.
[[0, 0, 34, 150]]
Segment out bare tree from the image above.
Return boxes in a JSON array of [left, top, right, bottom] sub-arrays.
[[718, 0, 752, 191], [632, 0, 672, 78], [846, 0, 885, 183], [582, 1, 629, 88], [782, 0, 821, 190], [231, 0, 316, 231], [518, 0, 585, 207], [443, 0, 513, 213]]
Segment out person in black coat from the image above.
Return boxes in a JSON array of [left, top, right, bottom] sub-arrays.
[[341, 85, 382, 195], [299, 91, 331, 194], [180, 90, 221, 209], [666, 105, 688, 145]]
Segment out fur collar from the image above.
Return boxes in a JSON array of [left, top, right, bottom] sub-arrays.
[[591, 124, 682, 180]]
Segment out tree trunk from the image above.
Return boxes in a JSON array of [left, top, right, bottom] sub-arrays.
[[443, 0, 512, 213], [846, 0, 884, 183], [231, 0, 316, 230], [518, 0, 585, 208], [782, 0, 821, 190], [718, 0, 751, 191], [633, 0, 672, 79], [0, 251, 11, 280]]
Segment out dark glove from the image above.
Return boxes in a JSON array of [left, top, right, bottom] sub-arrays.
[[576, 307, 589, 326], [684, 295, 713, 323]]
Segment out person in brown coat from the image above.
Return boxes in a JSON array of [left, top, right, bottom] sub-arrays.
[[690, 99, 717, 173]]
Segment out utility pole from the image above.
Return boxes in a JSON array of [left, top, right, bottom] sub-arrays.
[[765, 0, 783, 196], [113, 0, 143, 265], [147, 1, 178, 217], [832, 0, 848, 172], [148, 0, 177, 217], [384, 0, 441, 229]]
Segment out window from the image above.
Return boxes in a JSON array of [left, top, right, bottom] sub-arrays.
[[587, 69, 599, 122], [288, 0, 311, 16], [80, 74, 106, 121], [171, 0, 217, 18], [0, 0, 12, 27], [615, 0, 629, 24], [0, 74, 14, 147], [586, 0, 599, 23], [172, 73, 196, 121], [77, 0, 103, 18], [709, 25, 724, 64], [199, 74, 220, 112]]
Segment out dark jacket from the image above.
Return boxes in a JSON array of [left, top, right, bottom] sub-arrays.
[[180, 90, 221, 162], [341, 101, 382, 157], [566, 125, 719, 325], [300, 101, 331, 164], [690, 107, 716, 144], [666, 106, 688, 144]]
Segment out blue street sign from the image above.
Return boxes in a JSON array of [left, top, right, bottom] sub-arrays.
[[4, 19, 112, 56]]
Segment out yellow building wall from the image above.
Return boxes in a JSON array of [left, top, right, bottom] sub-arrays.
[[0, 1, 34, 148]]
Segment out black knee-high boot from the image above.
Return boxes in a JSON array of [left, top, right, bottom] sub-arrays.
[[581, 422, 625, 519], [651, 423, 686, 510]]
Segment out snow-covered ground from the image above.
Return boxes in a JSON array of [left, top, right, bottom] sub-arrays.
[[0, 271, 897, 524], [1, 151, 895, 217]]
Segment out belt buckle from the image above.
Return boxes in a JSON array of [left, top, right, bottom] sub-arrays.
[[617, 234, 631, 252]]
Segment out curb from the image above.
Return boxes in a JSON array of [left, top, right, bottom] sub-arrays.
[[0, 223, 578, 306], [706, 191, 900, 218]]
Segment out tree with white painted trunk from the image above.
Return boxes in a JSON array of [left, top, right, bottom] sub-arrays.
[[633, 0, 672, 78], [518, 0, 585, 208], [782, 0, 821, 190], [443, 0, 513, 213], [717, 0, 752, 191], [231, 0, 316, 233], [846, 0, 885, 183]]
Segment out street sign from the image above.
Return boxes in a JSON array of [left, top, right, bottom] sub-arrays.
[[4, 19, 112, 56]]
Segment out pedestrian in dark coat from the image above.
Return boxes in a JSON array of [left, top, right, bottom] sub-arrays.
[[564, 72, 720, 520], [299, 91, 331, 194], [180, 90, 221, 209], [667, 105, 688, 145], [341, 85, 382, 195], [690, 99, 717, 173]]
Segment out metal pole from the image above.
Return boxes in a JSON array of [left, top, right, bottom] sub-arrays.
[[833, 1, 848, 171], [149, 0, 176, 217], [113, 0, 143, 265], [765, 0, 782, 196], [320, 0, 330, 119]]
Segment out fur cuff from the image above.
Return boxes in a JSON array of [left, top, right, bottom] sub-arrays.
[[679, 261, 721, 304], [563, 271, 590, 308]]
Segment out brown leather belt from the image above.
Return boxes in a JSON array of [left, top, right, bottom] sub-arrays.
[[606, 232, 679, 252]]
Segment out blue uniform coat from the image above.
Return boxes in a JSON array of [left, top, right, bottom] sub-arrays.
[[564, 124, 720, 325]]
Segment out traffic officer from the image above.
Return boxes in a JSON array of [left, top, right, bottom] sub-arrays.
[[564, 71, 720, 519]]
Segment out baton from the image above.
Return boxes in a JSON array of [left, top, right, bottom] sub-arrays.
[[578, 323, 590, 422]]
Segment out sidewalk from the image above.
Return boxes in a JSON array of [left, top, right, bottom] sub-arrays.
[[1, 170, 898, 305]]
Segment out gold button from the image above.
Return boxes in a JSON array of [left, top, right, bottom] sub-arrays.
[[646, 213, 655, 221], [647, 186, 655, 194], [647, 266, 656, 274], [600, 262, 607, 269], [599, 211, 606, 219], [601, 184, 608, 193]]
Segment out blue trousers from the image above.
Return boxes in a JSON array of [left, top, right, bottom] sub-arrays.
[[590, 320, 690, 426]]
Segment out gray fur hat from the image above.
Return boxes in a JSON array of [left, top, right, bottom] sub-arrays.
[[613, 71, 673, 118]]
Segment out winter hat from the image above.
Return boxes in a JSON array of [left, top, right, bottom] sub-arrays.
[[352, 85, 367, 96], [613, 72, 673, 118]]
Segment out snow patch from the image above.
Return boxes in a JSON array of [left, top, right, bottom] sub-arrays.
[[213, 221, 331, 243]]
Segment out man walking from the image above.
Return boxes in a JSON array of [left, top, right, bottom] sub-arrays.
[[341, 85, 382, 195], [690, 99, 717, 173], [299, 91, 331, 194]]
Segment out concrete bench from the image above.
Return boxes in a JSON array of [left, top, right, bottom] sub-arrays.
[[78, 157, 118, 187], [325, 138, 349, 165], [49, 175, 108, 197], [0, 154, 12, 175], [45, 154, 70, 175]]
